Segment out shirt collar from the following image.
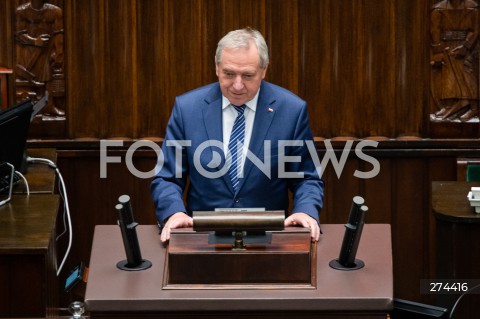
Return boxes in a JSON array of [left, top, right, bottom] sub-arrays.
[[221, 89, 260, 112]]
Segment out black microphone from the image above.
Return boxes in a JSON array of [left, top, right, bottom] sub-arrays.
[[330, 196, 367, 271], [116, 195, 152, 271]]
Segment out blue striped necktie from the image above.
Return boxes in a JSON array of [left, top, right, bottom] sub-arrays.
[[227, 104, 246, 192]]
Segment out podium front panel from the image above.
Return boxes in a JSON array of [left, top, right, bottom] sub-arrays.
[[165, 229, 315, 289]]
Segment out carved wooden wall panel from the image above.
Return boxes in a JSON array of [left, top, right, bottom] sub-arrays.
[[430, 0, 479, 122], [14, 0, 66, 116], [428, 0, 480, 142]]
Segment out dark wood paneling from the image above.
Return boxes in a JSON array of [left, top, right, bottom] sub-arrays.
[[392, 159, 427, 301], [359, 0, 397, 138], [136, 0, 169, 138], [324, 158, 362, 224], [5, 255, 44, 316], [394, 0, 430, 137], [165, 1, 205, 102], [427, 157, 456, 286], [103, 0, 137, 138], [0, 257, 9, 315], [326, 1, 358, 137], [0, 1, 14, 67], [299, 0, 332, 138], [0, 195, 59, 317], [364, 158, 393, 224], [3, 0, 477, 139], [65, 0, 105, 137], [266, 0, 298, 94]]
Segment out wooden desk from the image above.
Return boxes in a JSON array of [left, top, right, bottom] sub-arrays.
[[432, 181, 480, 223], [0, 194, 60, 317], [85, 224, 393, 319], [432, 181, 480, 319], [14, 148, 57, 194]]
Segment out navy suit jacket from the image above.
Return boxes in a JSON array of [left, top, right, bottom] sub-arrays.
[[151, 81, 324, 225]]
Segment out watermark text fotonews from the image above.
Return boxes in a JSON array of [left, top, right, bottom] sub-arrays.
[[100, 139, 380, 180]]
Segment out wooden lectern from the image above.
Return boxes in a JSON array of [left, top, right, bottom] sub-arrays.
[[164, 228, 316, 289], [85, 224, 393, 319]]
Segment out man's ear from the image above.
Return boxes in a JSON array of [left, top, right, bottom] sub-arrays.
[[261, 65, 268, 79]]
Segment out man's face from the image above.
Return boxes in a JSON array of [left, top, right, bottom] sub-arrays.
[[216, 45, 267, 106]]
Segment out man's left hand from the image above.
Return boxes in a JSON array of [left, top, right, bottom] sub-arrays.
[[284, 212, 320, 241]]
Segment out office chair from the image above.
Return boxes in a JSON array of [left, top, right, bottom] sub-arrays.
[[390, 299, 448, 319], [456, 158, 480, 181], [466, 164, 480, 182]]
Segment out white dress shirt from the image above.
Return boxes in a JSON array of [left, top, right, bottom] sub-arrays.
[[222, 90, 259, 176]]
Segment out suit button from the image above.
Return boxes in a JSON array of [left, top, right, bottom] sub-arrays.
[[234, 198, 240, 203]]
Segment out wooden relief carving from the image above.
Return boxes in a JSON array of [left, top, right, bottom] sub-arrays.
[[430, 0, 479, 122], [14, 0, 65, 119]]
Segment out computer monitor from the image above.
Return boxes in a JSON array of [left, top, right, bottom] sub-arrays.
[[0, 99, 34, 173]]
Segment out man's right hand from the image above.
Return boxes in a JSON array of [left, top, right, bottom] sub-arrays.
[[160, 212, 193, 243]]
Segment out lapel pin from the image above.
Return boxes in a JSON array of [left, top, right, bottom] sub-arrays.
[[268, 108, 273, 113]]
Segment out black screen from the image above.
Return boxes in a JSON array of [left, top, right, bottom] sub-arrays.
[[0, 100, 34, 173]]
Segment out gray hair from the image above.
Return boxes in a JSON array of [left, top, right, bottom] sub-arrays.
[[215, 27, 269, 69]]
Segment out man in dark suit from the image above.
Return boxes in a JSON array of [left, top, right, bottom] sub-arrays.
[[151, 27, 324, 242]]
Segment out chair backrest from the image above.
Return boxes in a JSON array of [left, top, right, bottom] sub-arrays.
[[457, 158, 480, 181], [466, 164, 480, 182], [390, 298, 448, 319]]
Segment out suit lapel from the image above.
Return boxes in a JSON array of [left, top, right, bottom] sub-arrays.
[[202, 84, 235, 194], [238, 82, 277, 192], [202, 89, 223, 143]]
